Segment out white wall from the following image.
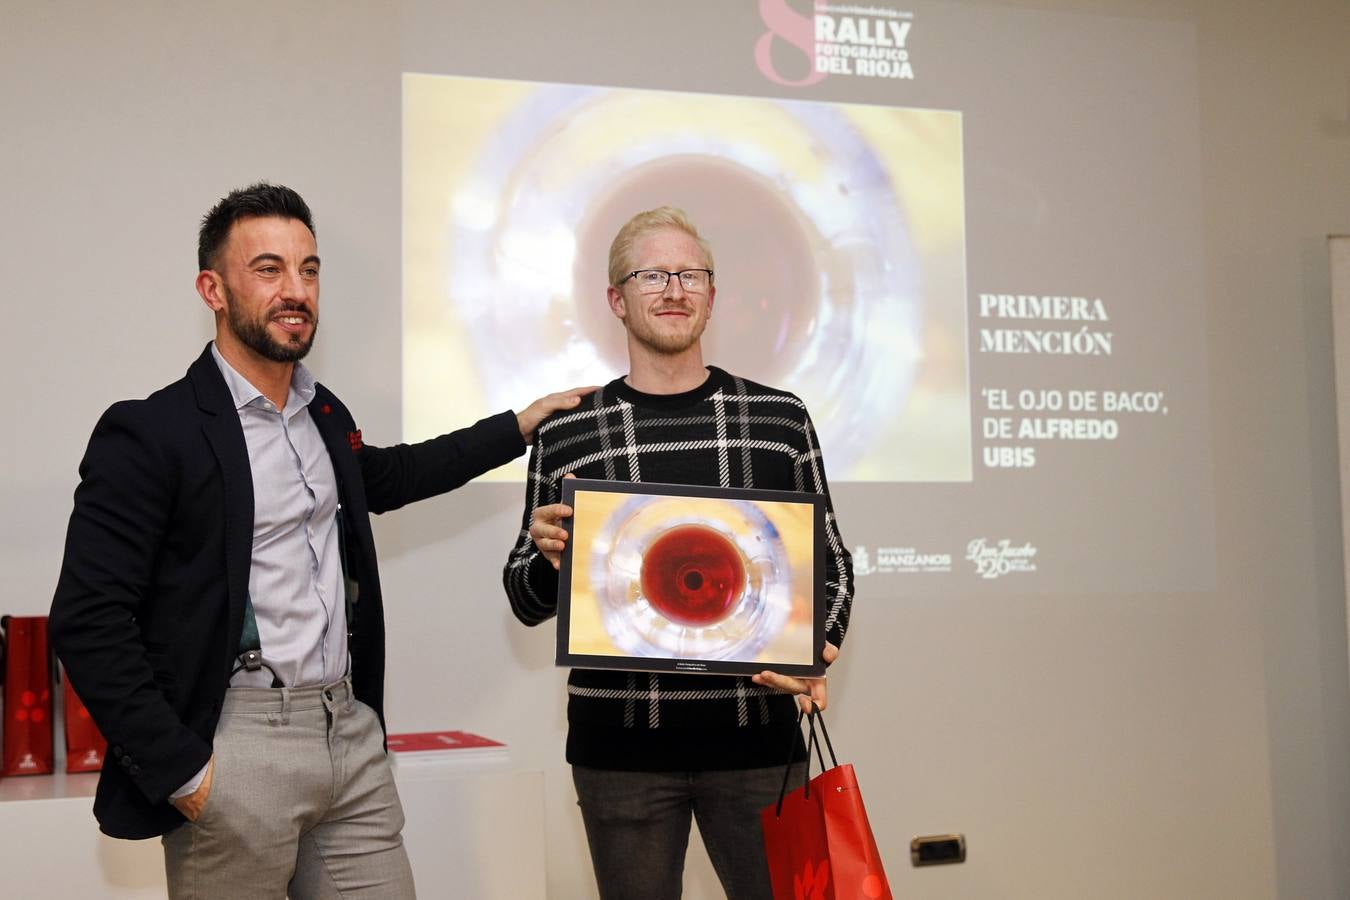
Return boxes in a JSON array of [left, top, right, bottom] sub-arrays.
[[2, 1, 1347, 897]]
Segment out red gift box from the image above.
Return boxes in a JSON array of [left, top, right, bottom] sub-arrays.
[[1, 616, 55, 777], [62, 671, 107, 773]]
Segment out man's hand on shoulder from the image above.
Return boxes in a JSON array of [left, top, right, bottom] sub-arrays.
[[517, 386, 599, 445]]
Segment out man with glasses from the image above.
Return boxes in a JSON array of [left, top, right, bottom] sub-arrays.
[[503, 207, 854, 898]]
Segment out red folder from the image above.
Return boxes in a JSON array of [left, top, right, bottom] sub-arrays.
[[387, 730, 505, 753]]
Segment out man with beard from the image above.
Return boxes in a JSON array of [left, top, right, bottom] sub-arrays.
[[50, 183, 590, 899], [502, 207, 854, 899]]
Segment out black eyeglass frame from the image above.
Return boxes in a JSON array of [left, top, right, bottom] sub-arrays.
[[620, 268, 715, 293]]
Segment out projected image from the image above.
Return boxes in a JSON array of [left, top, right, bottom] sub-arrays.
[[404, 74, 969, 481], [561, 483, 819, 674]]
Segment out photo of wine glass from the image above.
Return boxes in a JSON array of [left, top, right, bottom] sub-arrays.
[[568, 491, 815, 667], [403, 74, 971, 483]]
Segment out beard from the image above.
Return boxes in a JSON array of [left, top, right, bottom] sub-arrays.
[[626, 304, 708, 355], [223, 284, 317, 363]]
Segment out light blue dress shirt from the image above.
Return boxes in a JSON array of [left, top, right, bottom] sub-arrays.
[[210, 343, 348, 689]]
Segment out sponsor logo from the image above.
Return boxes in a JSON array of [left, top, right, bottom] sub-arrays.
[[756, 0, 916, 87], [966, 538, 1038, 579], [854, 545, 953, 575], [854, 545, 877, 576]]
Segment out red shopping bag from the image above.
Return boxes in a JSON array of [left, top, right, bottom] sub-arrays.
[[61, 667, 107, 773], [1, 615, 55, 776], [760, 706, 891, 900]]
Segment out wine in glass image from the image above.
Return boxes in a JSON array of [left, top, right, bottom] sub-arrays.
[[567, 489, 817, 668]]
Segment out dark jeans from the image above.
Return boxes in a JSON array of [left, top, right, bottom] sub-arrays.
[[572, 763, 804, 900]]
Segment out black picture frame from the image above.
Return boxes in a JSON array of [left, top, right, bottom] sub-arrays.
[[557, 478, 826, 677]]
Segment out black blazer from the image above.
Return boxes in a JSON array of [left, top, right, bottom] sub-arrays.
[[50, 345, 524, 839]]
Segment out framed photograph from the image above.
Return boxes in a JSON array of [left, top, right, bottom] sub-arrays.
[[557, 478, 826, 677]]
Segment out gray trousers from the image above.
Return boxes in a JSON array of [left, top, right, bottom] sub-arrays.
[[162, 677, 415, 899]]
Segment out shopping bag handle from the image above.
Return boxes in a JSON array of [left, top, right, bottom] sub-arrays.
[[773, 702, 840, 817], [813, 702, 838, 769]]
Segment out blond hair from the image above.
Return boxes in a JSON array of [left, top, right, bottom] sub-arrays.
[[607, 207, 714, 287]]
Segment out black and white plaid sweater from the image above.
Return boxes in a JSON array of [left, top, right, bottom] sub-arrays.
[[503, 367, 854, 771]]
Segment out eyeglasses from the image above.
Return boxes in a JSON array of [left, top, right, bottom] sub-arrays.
[[622, 269, 714, 294]]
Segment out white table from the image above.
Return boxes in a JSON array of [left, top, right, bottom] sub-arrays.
[[0, 758, 545, 898]]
